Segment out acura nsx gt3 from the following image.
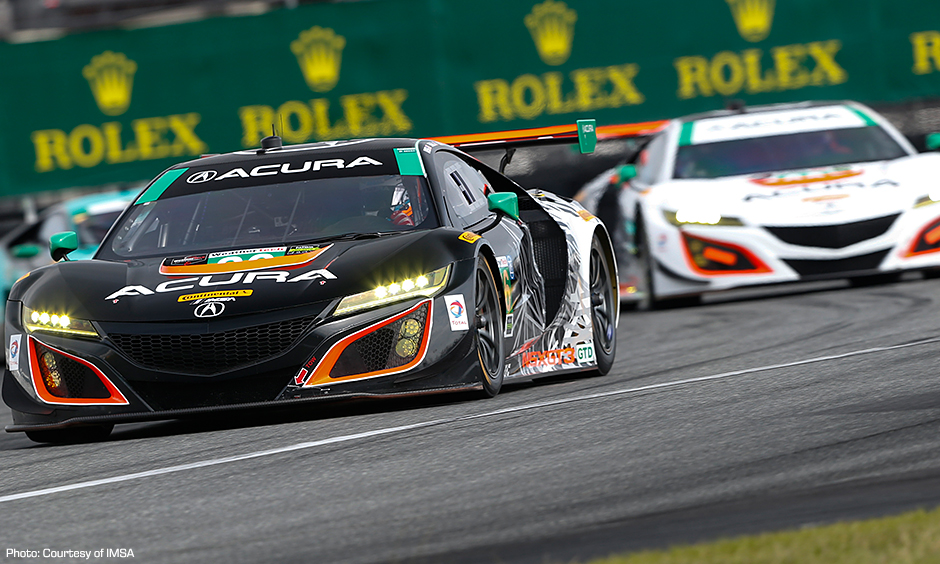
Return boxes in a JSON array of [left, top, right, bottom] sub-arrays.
[[581, 101, 940, 306], [3, 127, 618, 443]]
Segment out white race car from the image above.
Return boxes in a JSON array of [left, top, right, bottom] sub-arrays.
[[582, 101, 940, 307]]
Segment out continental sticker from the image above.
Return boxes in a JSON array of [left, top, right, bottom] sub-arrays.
[[458, 232, 481, 244], [160, 244, 330, 275], [577, 209, 596, 221], [178, 289, 253, 302]]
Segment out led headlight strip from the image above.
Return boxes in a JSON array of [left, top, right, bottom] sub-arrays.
[[23, 306, 99, 338], [664, 209, 744, 227], [334, 265, 451, 316]]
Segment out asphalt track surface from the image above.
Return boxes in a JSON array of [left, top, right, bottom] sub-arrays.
[[3, 276, 940, 563]]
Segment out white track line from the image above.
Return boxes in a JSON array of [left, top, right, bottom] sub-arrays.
[[2, 337, 938, 504]]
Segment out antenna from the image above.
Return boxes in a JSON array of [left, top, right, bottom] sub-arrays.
[[258, 120, 284, 153]]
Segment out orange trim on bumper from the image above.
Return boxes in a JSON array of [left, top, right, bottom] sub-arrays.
[[303, 299, 433, 387], [28, 337, 129, 405], [682, 233, 773, 276]]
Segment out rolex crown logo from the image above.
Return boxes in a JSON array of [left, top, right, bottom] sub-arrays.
[[291, 26, 346, 93], [726, 0, 775, 42], [525, 0, 577, 66], [83, 51, 137, 116]]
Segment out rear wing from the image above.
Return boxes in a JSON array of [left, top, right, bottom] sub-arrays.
[[430, 119, 668, 172]]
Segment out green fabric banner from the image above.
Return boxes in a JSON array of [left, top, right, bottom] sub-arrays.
[[1, 0, 939, 195]]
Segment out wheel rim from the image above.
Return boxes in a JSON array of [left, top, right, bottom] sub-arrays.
[[590, 247, 614, 354], [475, 267, 501, 377]]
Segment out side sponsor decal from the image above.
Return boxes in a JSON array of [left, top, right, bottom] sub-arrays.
[[444, 294, 470, 331], [8, 334, 21, 371], [504, 313, 514, 338], [458, 232, 481, 244], [577, 209, 596, 221], [159, 244, 331, 275], [521, 343, 595, 368]]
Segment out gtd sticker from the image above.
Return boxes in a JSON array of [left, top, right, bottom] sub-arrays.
[[576, 343, 595, 364], [444, 294, 469, 331], [8, 334, 21, 371]]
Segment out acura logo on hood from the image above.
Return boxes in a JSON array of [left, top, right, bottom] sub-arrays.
[[187, 170, 218, 183], [194, 302, 225, 318]]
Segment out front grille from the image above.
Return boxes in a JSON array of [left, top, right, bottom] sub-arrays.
[[34, 342, 109, 399], [784, 249, 890, 278], [765, 214, 899, 249], [109, 316, 317, 376], [130, 368, 293, 411]]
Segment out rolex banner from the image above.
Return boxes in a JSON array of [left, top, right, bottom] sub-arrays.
[[1, 0, 939, 195]]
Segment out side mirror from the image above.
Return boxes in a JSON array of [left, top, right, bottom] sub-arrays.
[[927, 133, 940, 151], [50, 231, 78, 262], [11, 244, 41, 259], [618, 164, 637, 182], [487, 192, 520, 221]]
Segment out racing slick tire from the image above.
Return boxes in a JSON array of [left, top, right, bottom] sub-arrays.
[[475, 256, 505, 398], [26, 424, 113, 444], [589, 233, 617, 375], [635, 213, 700, 310]]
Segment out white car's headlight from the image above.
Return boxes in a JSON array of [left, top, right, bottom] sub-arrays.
[[334, 265, 451, 316], [23, 306, 99, 338], [915, 194, 940, 208], [664, 209, 744, 226]]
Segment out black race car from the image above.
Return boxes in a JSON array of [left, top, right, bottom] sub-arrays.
[[3, 124, 618, 443]]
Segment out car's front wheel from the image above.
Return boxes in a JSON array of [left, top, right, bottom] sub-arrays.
[[589, 233, 617, 375], [474, 257, 505, 397]]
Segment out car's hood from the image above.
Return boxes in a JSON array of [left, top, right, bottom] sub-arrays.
[[649, 154, 940, 226], [16, 230, 462, 323]]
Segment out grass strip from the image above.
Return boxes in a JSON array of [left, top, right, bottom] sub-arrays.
[[585, 505, 940, 564]]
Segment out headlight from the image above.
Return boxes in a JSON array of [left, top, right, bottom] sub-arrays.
[[915, 194, 940, 208], [334, 265, 451, 316], [664, 209, 744, 226], [23, 306, 99, 339]]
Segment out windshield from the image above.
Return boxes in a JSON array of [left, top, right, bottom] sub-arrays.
[[673, 126, 908, 179], [104, 174, 437, 259]]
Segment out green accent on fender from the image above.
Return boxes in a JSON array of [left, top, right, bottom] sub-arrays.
[[49, 231, 78, 262], [11, 244, 41, 259], [577, 119, 597, 154], [679, 122, 695, 146], [926, 132, 940, 151], [136, 168, 189, 204], [618, 164, 637, 181], [394, 148, 424, 176], [846, 105, 878, 126], [487, 192, 519, 221]]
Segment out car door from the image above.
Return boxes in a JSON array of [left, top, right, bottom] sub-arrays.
[[431, 149, 546, 359]]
